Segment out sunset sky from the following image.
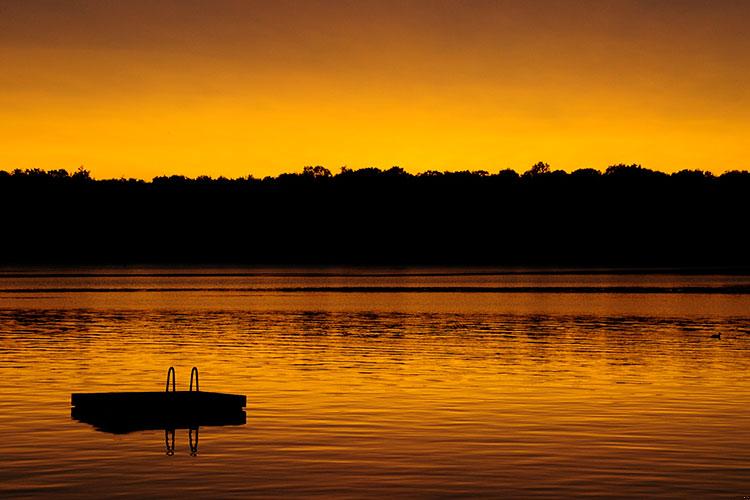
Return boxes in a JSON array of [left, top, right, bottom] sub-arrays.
[[1, 0, 748, 179]]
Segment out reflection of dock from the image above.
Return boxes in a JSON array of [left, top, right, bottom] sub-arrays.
[[71, 405, 246, 434]]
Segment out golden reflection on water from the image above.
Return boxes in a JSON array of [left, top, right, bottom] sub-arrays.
[[0, 272, 749, 497]]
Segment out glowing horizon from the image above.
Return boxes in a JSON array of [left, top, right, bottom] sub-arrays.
[[1, 0, 748, 180]]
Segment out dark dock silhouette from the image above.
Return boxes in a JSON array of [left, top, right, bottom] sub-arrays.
[[71, 368, 246, 435]]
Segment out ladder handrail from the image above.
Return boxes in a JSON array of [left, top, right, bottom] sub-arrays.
[[190, 367, 199, 392], [166, 366, 176, 392]]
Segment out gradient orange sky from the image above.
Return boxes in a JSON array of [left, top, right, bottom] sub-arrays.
[[1, 0, 748, 179]]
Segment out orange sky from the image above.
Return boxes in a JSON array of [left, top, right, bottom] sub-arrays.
[[1, 0, 748, 179]]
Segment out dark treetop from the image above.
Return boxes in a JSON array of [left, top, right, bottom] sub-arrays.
[[1, 163, 748, 268]]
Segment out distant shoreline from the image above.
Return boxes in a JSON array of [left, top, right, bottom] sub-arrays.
[[1, 285, 749, 295], [2, 164, 748, 268], [1, 266, 749, 277]]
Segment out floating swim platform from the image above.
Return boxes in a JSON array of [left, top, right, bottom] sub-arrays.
[[71, 390, 246, 411], [71, 367, 246, 434]]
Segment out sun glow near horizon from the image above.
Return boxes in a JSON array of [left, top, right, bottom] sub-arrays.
[[1, 0, 748, 179]]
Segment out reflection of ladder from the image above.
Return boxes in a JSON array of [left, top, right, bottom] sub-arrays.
[[189, 427, 199, 456], [165, 429, 175, 456], [165, 427, 199, 456]]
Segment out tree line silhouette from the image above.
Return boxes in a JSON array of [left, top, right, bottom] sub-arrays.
[[1, 163, 748, 267]]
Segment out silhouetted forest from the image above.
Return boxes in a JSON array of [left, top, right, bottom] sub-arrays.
[[1, 163, 748, 268]]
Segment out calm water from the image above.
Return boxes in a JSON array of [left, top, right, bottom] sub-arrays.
[[1, 269, 749, 498]]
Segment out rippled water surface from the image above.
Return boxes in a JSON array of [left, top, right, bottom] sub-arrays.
[[1, 269, 749, 498]]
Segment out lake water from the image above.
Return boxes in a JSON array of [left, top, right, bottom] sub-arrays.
[[1, 269, 749, 498]]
